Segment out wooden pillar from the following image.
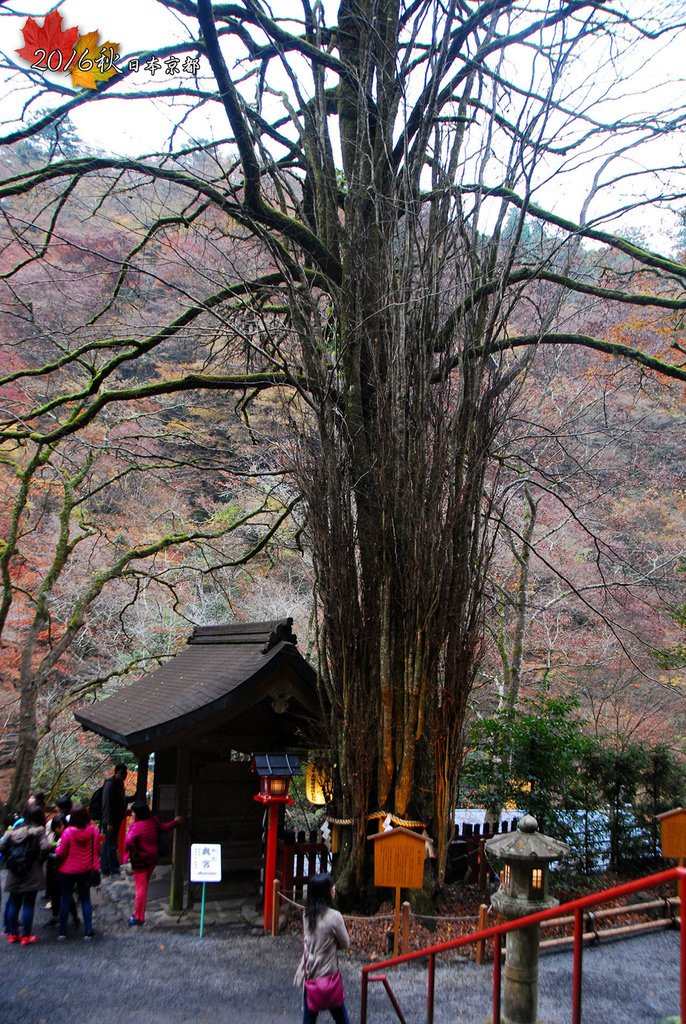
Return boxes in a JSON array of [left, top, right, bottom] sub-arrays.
[[479, 837, 488, 889], [271, 878, 281, 936], [135, 753, 148, 801], [401, 901, 411, 955], [169, 746, 191, 913], [476, 903, 488, 964]]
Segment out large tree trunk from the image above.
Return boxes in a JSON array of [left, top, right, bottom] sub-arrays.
[[289, 1, 510, 901]]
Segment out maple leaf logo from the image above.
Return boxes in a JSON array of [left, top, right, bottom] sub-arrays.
[[70, 31, 120, 91], [16, 11, 79, 70]]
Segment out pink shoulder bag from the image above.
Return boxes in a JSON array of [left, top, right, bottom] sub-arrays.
[[302, 934, 345, 1011]]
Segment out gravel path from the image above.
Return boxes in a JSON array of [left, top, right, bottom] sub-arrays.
[[0, 889, 681, 1023]]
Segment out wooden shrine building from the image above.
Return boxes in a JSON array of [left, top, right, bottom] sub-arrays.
[[74, 620, 318, 911]]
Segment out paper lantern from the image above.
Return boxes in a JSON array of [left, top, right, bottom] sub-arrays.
[[305, 762, 330, 805]]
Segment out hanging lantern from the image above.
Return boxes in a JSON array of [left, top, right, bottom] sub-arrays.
[[305, 762, 330, 805]]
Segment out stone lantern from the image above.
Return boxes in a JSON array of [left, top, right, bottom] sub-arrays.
[[485, 815, 569, 1024]]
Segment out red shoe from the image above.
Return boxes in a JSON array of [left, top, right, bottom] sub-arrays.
[[20, 934, 38, 945], [7, 934, 20, 944]]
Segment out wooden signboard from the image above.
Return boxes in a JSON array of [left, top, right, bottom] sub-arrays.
[[369, 827, 431, 957], [370, 826, 427, 889], [657, 808, 686, 861]]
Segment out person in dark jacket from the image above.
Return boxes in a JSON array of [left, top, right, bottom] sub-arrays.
[[99, 764, 131, 877], [2, 792, 46, 934], [0, 804, 51, 945]]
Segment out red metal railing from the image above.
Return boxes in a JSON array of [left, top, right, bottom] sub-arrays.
[[360, 865, 686, 1024]]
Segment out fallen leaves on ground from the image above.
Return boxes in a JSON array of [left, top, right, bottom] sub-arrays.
[[284, 876, 679, 964]]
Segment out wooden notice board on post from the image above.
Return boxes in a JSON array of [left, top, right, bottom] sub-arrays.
[[657, 808, 686, 861], [369, 827, 431, 957]]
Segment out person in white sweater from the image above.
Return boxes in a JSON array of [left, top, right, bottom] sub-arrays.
[[296, 873, 351, 1024]]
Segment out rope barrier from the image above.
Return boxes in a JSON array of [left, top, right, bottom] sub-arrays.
[[413, 913, 479, 924], [345, 913, 396, 922], [278, 891, 305, 909], [277, 888, 398, 924], [277, 888, 474, 927], [275, 884, 481, 964]]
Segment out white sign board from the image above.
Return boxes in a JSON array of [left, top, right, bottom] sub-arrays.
[[190, 843, 222, 883]]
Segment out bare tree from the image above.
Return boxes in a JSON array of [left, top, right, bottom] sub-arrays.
[[0, 404, 298, 817], [0, 0, 685, 891], [486, 333, 684, 712]]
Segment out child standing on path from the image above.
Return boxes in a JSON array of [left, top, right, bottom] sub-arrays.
[[124, 801, 181, 926], [46, 813, 80, 930]]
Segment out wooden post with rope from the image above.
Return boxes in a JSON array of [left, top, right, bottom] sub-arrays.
[[271, 878, 281, 936], [401, 900, 411, 955], [476, 903, 489, 964], [478, 837, 488, 889]]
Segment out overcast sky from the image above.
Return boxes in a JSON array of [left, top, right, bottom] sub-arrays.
[[1, 0, 684, 249]]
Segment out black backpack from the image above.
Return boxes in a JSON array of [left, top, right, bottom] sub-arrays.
[[89, 784, 104, 821], [5, 831, 40, 878]]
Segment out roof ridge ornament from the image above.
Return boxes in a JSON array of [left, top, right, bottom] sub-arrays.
[[261, 617, 298, 653]]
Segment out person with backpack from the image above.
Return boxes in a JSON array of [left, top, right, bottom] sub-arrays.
[[55, 803, 100, 940], [0, 804, 51, 945], [2, 793, 46, 935], [123, 801, 182, 926], [88, 784, 103, 823]]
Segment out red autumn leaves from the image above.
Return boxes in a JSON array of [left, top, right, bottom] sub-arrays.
[[16, 10, 120, 91], [16, 10, 78, 68]]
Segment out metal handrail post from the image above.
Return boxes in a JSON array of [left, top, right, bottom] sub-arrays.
[[572, 906, 583, 1024], [360, 966, 368, 1024], [680, 872, 686, 1024], [378, 975, 408, 1024], [493, 933, 502, 1024], [427, 952, 435, 1024]]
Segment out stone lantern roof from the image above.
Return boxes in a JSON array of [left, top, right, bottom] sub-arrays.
[[485, 814, 569, 863]]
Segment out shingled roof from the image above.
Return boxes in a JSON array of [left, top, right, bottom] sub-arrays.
[[74, 620, 317, 749]]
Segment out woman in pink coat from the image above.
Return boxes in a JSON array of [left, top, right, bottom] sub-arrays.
[[124, 801, 181, 926], [55, 803, 100, 940]]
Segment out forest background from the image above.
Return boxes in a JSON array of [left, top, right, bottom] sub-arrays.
[[0, 0, 684, 902]]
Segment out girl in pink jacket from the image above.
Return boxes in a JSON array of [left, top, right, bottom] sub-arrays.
[[124, 801, 181, 926], [55, 803, 100, 940]]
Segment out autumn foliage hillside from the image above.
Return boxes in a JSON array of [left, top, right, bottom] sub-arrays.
[[0, 137, 683, 807]]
